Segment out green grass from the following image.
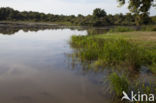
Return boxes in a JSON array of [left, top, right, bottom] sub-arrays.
[[108, 72, 156, 99], [70, 31, 156, 102], [141, 25, 156, 31], [108, 26, 135, 32], [109, 72, 129, 96], [149, 63, 156, 74], [108, 26, 156, 33], [70, 31, 156, 73]]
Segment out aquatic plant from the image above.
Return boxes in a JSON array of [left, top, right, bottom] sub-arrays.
[[109, 72, 129, 96], [108, 72, 156, 102], [70, 35, 154, 70], [149, 63, 156, 74]]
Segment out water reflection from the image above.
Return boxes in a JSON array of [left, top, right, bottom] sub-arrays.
[[0, 23, 109, 35], [68, 33, 156, 102], [68, 53, 156, 102], [0, 26, 113, 103], [0, 26, 84, 35], [0, 25, 154, 103]]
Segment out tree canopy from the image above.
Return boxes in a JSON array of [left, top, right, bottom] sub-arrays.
[[117, 0, 156, 25], [0, 7, 155, 26], [93, 8, 107, 18]]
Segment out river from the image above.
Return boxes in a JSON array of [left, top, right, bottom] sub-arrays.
[[0, 26, 112, 103]]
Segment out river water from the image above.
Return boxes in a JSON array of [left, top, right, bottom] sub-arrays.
[[0, 26, 112, 103]]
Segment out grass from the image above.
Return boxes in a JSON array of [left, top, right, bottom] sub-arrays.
[[108, 26, 156, 33], [70, 30, 156, 102], [70, 29, 156, 102], [141, 25, 156, 31], [70, 31, 156, 73], [108, 72, 156, 100], [109, 72, 129, 96], [109, 26, 135, 32]]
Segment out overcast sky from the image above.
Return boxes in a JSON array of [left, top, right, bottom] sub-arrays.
[[0, 0, 155, 16]]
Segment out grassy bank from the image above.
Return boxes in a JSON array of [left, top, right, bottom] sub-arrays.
[[70, 31, 156, 100], [108, 26, 156, 33], [70, 31, 156, 73]]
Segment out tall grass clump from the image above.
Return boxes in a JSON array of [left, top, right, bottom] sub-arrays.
[[70, 35, 154, 70], [109, 72, 129, 96], [141, 25, 156, 31], [149, 63, 156, 74], [108, 72, 156, 100], [109, 27, 135, 33]]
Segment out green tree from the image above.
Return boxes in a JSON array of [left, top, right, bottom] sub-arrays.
[[117, 0, 156, 25], [93, 8, 107, 18]]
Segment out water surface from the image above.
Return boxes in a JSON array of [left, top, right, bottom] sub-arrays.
[[0, 27, 111, 103]]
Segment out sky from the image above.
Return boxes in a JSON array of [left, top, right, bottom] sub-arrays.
[[0, 0, 155, 16]]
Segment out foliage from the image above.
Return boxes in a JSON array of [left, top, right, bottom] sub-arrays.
[[149, 63, 156, 74], [109, 72, 156, 99], [93, 8, 107, 18], [70, 34, 155, 70], [152, 16, 156, 24], [117, 0, 156, 25], [109, 26, 135, 32], [109, 72, 129, 96], [141, 25, 156, 31], [0, 7, 154, 26]]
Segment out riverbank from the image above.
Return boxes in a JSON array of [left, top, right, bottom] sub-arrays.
[[0, 21, 77, 27], [70, 31, 156, 73], [0, 21, 59, 27], [70, 31, 156, 100]]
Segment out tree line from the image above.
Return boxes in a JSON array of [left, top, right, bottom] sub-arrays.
[[0, 7, 155, 26]]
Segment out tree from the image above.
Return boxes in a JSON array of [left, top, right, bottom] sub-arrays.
[[93, 8, 107, 18], [117, 0, 156, 25]]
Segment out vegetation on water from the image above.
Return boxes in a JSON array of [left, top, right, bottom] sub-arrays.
[[70, 31, 156, 72], [70, 29, 156, 100], [109, 72, 129, 96], [108, 72, 156, 100]]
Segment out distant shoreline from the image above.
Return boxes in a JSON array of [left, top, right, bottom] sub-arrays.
[[0, 21, 60, 27]]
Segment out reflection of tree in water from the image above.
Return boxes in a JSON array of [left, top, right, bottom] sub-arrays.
[[0, 27, 20, 35], [0, 22, 112, 35], [0, 23, 87, 35], [0, 26, 64, 35]]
